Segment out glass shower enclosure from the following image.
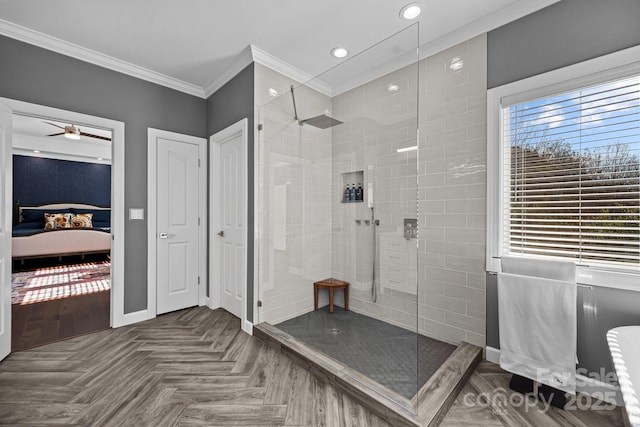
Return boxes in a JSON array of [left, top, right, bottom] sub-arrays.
[[256, 24, 447, 407]]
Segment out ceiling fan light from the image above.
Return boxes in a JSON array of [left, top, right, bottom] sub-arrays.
[[64, 125, 81, 140]]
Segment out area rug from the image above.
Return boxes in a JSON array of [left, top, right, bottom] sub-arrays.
[[12, 260, 111, 305]]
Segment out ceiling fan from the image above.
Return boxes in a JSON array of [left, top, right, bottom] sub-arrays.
[[43, 121, 112, 141]]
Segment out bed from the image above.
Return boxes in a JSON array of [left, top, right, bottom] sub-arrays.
[[12, 203, 111, 259]]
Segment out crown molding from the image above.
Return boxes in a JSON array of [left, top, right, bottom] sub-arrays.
[[330, 0, 560, 96], [202, 46, 254, 98], [250, 45, 333, 97], [418, 0, 560, 60], [0, 18, 206, 98], [0, 0, 558, 100], [13, 134, 111, 164], [204, 44, 333, 98]]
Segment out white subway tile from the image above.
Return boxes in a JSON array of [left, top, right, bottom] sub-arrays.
[[465, 331, 486, 348], [445, 311, 485, 335]]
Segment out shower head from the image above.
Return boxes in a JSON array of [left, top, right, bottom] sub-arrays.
[[290, 85, 343, 129], [299, 114, 343, 129]]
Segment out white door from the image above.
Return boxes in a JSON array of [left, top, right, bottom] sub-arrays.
[[217, 132, 245, 319], [156, 137, 200, 314], [0, 103, 12, 360]]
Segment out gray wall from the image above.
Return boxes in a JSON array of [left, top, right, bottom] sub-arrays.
[[488, 0, 640, 88], [486, 0, 640, 375], [206, 63, 255, 322], [0, 36, 207, 313]]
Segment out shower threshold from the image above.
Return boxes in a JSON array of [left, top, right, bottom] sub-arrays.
[[254, 309, 481, 427]]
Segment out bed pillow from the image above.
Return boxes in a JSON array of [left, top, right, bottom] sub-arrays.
[[73, 209, 110, 224], [44, 213, 73, 230], [92, 210, 110, 224], [13, 221, 43, 231], [70, 213, 94, 229], [93, 221, 111, 229], [21, 208, 69, 224]]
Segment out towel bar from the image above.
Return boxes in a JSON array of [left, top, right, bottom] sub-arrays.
[[488, 271, 593, 290]]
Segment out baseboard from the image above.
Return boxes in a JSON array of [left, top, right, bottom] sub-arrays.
[[113, 309, 152, 328], [485, 346, 500, 364], [242, 319, 253, 335], [485, 346, 621, 406]]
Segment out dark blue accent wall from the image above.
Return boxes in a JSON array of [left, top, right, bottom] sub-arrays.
[[13, 155, 111, 207]]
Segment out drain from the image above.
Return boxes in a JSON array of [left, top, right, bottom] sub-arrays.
[[328, 328, 342, 335]]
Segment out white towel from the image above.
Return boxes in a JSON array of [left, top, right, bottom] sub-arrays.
[[501, 256, 575, 282], [498, 257, 577, 394]]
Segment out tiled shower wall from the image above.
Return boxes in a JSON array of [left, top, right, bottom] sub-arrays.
[[330, 63, 419, 331], [418, 34, 487, 347], [255, 33, 488, 347], [255, 64, 333, 324], [329, 34, 487, 345]]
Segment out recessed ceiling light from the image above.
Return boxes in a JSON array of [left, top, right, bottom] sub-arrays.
[[33, 150, 40, 153], [97, 157, 103, 161], [400, 3, 421, 20], [331, 47, 348, 58], [268, 88, 278, 97], [449, 57, 464, 71]]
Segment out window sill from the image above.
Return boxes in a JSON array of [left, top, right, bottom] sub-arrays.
[[577, 266, 640, 293]]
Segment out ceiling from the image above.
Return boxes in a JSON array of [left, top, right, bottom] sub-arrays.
[[0, 0, 559, 98], [12, 115, 112, 164]]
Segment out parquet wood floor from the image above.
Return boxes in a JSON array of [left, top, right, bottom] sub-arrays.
[[0, 306, 627, 426], [440, 360, 625, 427], [11, 291, 111, 352]]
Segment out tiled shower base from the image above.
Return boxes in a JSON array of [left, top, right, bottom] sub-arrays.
[[255, 307, 482, 426], [276, 306, 456, 400]]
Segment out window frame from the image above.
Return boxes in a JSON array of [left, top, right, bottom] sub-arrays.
[[487, 45, 640, 291]]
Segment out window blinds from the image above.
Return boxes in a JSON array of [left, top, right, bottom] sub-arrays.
[[503, 75, 640, 268]]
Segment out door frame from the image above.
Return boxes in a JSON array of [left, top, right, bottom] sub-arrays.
[[209, 118, 250, 334], [0, 97, 126, 327], [147, 128, 207, 317]]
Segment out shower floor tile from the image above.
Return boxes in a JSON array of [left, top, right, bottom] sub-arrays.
[[276, 306, 456, 399]]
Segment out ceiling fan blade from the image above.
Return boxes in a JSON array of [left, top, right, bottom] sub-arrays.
[[47, 132, 65, 137], [43, 121, 65, 129], [80, 132, 112, 141]]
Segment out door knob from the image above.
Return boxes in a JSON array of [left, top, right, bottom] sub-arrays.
[[159, 232, 175, 239], [217, 230, 225, 237]]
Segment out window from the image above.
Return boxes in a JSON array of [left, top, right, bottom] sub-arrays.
[[487, 46, 640, 288], [506, 76, 639, 267]]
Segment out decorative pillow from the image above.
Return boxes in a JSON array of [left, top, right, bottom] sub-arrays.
[[70, 213, 94, 229], [44, 213, 73, 230], [73, 208, 110, 224]]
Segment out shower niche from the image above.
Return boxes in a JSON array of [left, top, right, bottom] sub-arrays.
[[340, 170, 364, 203]]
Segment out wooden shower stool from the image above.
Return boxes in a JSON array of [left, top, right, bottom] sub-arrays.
[[314, 278, 349, 313]]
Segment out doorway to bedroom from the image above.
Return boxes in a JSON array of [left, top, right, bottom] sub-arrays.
[[10, 114, 113, 351]]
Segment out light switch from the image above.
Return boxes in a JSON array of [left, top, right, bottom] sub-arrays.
[[129, 208, 144, 220]]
